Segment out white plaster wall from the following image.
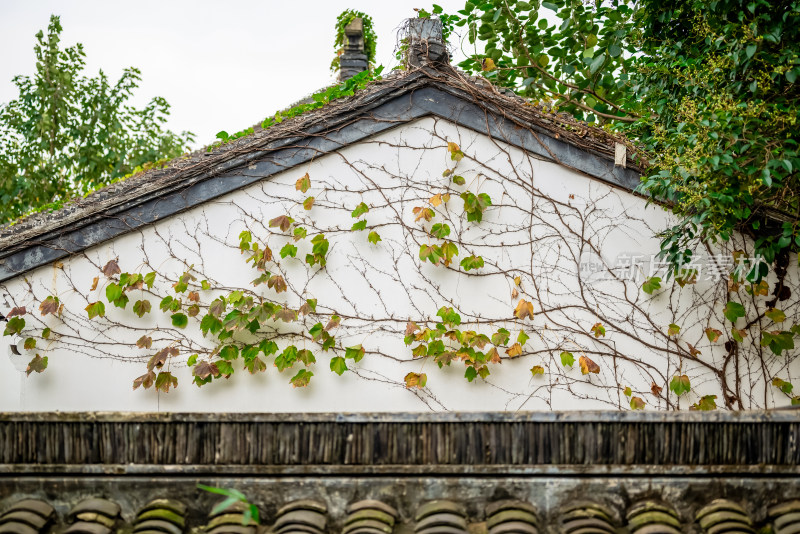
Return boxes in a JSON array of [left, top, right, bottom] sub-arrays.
[[1, 117, 798, 412]]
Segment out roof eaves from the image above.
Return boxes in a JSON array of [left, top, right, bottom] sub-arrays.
[[0, 66, 643, 282]]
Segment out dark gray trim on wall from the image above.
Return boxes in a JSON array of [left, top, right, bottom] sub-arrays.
[[0, 85, 641, 283]]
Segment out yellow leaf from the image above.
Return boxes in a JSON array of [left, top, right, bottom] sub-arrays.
[[667, 323, 680, 336], [579, 355, 600, 375], [513, 299, 534, 320], [505, 343, 523, 358], [591, 322, 606, 337], [530, 365, 544, 377], [413, 206, 435, 222], [486, 347, 501, 363], [430, 193, 442, 207], [404, 372, 427, 389], [483, 57, 496, 71], [511, 288, 519, 299], [447, 142, 460, 154], [442, 193, 451, 203], [514, 276, 521, 286], [295, 173, 311, 193]]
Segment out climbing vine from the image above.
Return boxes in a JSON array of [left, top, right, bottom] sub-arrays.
[[2, 111, 798, 410]]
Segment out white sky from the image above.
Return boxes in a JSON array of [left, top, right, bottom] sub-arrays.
[[0, 0, 474, 148]]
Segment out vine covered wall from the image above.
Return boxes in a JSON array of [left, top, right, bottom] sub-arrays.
[[1, 117, 798, 412]]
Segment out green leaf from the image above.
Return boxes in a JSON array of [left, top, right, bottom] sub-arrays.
[[419, 244, 443, 265], [351, 220, 367, 231], [280, 243, 298, 258], [219, 345, 239, 361], [642, 276, 661, 295], [171, 313, 188, 328], [723, 301, 746, 323], [275, 345, 298, 371], [772, 377, 794, 395], [589, 54, 605, 74], [330, 356, 347, 375], [24, 337, 36, 350], [4, 316, 25, 336], [133, 299, 151, 318], [309, 322, 324, 340], [85, 302, 105, 319], [187, 354, 198, 366], [517, 330, 529, 345], [160, 296, 174, 312], [765, 308, 786, 323], [465, 365, 478, 382], [691, 395, 717, 411], [491, 328, 510, 346], [345, 344, 365, 362], [669, 374, 691, 396], [297, 349, 316, 366], [105, 283, 122, 303], [760, 331, 795, 355], [26, 354, 48, 375], [560, 351, 575, 368], [293, 227, 308, 241], [144, 272, 156, 289], [259, 340, 279, 355], [367, 231, 381, 244], [351, 202, 369, 218], [431, 223, 451, 239], [460, 255, 484, 271], [42, 327, 50, 339], [290, 368, 313, 387], [154, 371, 178, 392]]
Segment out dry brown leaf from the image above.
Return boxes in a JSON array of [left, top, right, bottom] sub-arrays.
[[513, 299, 534, 320]]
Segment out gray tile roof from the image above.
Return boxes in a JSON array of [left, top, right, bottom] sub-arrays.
[[0, 64, 641, 282], [2, 495, 800, 533]]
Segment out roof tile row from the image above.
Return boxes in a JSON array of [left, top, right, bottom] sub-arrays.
[[2, 496, 800, 533]]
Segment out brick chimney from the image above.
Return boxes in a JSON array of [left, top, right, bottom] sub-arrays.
[[402, 18, 448, 69], [338, 18, 369, 82]]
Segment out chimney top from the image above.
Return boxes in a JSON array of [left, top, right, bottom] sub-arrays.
[[401, 18, 448, 69], [338, 17, 368, 82]]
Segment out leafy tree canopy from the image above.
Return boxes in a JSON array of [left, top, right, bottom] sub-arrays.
[[447, 0, 799, 277], [0, 15, 194, 223]]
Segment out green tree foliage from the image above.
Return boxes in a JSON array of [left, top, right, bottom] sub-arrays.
[[0, 15, 194, 223], [449, 0, 800, 275]]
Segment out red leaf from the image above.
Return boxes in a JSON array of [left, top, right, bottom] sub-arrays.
[[102, 259, 121, 277], [7, 306, 26, 318], [133, 370, 156, 390]]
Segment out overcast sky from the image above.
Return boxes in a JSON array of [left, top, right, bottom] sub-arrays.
[[0, 0, 476, 148]]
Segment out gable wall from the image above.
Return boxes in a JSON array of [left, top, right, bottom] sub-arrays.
[[1, 117, 797, 412]]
